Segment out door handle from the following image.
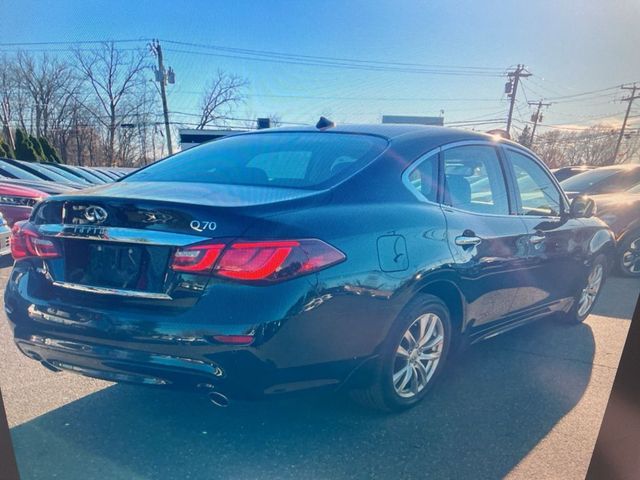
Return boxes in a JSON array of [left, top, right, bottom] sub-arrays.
[[455, 235, 482, 247], [529, 233, 546, 244]]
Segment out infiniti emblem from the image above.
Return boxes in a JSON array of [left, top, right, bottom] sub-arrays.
[[83, 205, 108, 224]]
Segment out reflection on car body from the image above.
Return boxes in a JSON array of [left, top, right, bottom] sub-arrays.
[[5, 124, 616, 411]]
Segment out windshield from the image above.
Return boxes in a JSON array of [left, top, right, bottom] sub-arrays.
[[21, 162, 76, 183], [40, 165, 90, 183], [0, 161, 44, 181], [126, 132, 388, 189], [560, 168, 621, 193]]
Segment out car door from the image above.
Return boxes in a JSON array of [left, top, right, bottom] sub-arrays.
[[439, 143, 530, 331], [501, 146, 585, 312]]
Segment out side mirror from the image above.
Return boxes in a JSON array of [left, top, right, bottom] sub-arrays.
[[570, 195, 596, 218]]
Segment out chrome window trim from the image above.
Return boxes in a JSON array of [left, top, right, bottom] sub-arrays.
[[38, 224, 204, 246], [51, 281, 172, 300], [402, 139, 512, 216], [401, 146, 442, 205]]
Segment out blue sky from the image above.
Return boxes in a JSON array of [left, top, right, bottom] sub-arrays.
[[4, 0, 640, 133]]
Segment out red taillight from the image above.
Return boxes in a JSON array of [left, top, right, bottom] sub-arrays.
[[171, 243, 225, 273], [215, 240, 299, 280], [11, 221, 61, 260], [170, 239, 345, 283], [211, 334, 255, 345]]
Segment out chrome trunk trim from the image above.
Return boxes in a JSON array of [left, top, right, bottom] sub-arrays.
[[52, 281, 172, 300], [38, 224, 203, 246]]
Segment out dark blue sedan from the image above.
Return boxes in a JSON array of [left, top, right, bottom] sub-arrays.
[[4, 123, 615, 411]]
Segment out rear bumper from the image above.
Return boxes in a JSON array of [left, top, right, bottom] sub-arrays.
[[5, 263, 381, 399]]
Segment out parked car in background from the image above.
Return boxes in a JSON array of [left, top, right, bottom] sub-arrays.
[[0, 178, 78, 196], [37, 163, 93, 186], [591, 184, 640, 277], [0, 182, 48, 226], [82, 167, 118, 182], [552, 165, 595, 182], [5, 125, 615, 411], [0, 159, 56, 183], [560, 164, 640, 198], [0, 158, 85, 188], [90, 167, 120, 180], [44, 163, 108, 185]]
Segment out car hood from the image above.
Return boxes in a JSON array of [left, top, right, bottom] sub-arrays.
[[591, 192, 640, 214]]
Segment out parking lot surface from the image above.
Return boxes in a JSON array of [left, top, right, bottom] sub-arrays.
[[0, 260, 637, 479]]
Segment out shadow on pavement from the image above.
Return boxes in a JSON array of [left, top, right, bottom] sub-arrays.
[[10, 319, 596, 480], [591, 276, 640, 321]]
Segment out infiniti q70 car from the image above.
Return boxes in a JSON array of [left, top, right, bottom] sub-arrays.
[[5, 123, 615, 411]]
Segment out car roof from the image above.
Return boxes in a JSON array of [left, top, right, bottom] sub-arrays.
[[244, 123, 513, 145], [590, 164, 640, 171]]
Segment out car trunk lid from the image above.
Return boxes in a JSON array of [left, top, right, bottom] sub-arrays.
[[30, 181, 329, 302]]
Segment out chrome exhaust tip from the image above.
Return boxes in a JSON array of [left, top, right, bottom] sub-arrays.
[[207, 391, 230, 408]]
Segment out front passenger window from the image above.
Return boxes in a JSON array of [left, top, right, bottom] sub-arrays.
[[505, 149, 563, 217]]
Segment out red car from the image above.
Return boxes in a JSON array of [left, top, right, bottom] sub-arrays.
[[0, 182, 48, 227]]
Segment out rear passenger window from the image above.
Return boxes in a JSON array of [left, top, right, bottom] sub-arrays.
[[406, 154, 438, 202], [443, 146, 509, 215]]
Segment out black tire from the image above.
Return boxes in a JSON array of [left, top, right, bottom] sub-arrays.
[[560, 254, 607, 324], [617, 231, 640, 277], [349, 294, 452, 412]]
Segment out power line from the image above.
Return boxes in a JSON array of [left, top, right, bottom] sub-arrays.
[[0, 38, 151, 47], [172, 91, 503, 103], [0, 37, 506, 77], [160, 39, 506, 73], [545, 85, 621, 101], [163, 47, 505, 77]]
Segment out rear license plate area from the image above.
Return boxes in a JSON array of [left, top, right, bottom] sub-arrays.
[[64, 240, 171, 293]]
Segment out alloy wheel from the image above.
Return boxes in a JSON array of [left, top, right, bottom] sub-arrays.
[[577, 262, 604, 317], [392, 313, 445, 399], [621, 237, 640, 275]]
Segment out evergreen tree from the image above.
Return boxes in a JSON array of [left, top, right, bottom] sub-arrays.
[[14, 129, 39, 162], [39, 137, 62, 163], [0, 139, 14, 158], [29, 134, 46, 161]]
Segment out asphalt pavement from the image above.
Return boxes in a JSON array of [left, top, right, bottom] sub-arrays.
[[0, 260, 638, 480]]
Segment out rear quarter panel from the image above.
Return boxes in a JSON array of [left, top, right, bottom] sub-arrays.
[[243, 200, 453, 363]]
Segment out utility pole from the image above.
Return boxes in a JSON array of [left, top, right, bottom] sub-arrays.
[[150, 39, 174, 155], [505, 64, 532, 137], [613, 83, 639, 162], [528, 100, 551, 145]]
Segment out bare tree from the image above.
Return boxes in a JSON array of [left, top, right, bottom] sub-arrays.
[[196, 70, 248, 129], [533, 125, 640, 167], [15, 52, 74, 138], [0, 55, 18, 149], [73, 42, 148, 166]]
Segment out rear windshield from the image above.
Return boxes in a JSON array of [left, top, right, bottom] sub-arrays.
[[125, 132, 388, 189]]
